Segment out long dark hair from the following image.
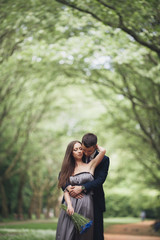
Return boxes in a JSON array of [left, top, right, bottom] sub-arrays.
[[58, 140, 82, 188]]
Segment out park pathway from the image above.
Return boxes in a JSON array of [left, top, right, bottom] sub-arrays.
[[104, 234, 160, 240], [104, 220, 160, 240]]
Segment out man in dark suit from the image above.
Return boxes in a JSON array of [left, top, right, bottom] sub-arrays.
[[66, 133, 110, 240]]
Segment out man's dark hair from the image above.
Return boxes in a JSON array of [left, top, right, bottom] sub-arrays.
[[82, 133, 97, 148]]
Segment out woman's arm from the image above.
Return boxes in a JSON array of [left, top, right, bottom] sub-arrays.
[[83, 156, 109, 192], [69, 156, 109, 196], [64, 190, 74, 216], [89, 145, 106, 173]]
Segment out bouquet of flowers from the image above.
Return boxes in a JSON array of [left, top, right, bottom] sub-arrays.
[[61, 204, 93, 234]]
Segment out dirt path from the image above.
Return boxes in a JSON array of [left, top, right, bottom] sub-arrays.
[[104, 220, 160, 240], [104, 234, 160, 240]]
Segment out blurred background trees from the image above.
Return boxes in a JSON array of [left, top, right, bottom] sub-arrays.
[[0, 0, 159, 220]]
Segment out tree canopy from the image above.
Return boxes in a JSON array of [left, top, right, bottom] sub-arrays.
[[56, 0, 160, 56]]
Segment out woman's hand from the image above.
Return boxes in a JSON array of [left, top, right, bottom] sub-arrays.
[[67, 204, 74, 216], [88, 144, 106, 172], [97, 145, 106, 154]]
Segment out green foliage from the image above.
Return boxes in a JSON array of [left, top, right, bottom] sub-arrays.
[[104, 193, 160, 218], [56, 0, 160, 56]]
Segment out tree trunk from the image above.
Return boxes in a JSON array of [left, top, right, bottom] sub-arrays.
[[35, 192, 42, 219], [28, 195, 35, 219], [17, 174, 26, 220], [46, 197, 51, 218], [0, 180, 9, 218]]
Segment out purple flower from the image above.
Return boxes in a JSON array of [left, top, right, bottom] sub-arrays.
[[80, 220, 93, 234]]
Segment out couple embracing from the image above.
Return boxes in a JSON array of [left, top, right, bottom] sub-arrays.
[[56, 133, 110, 240]]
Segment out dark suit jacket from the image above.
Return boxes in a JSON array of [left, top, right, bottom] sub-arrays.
[[83, 151, 110, 212]]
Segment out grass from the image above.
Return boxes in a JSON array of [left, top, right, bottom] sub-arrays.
[[0, 230, 56, 240], [0, 217, 147, 240], [0, 222, 57, 230], [0, 220, 57, 240], [104, 217, 141, 224]]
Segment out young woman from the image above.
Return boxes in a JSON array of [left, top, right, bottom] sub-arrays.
[[56, 140, 106, 240]]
